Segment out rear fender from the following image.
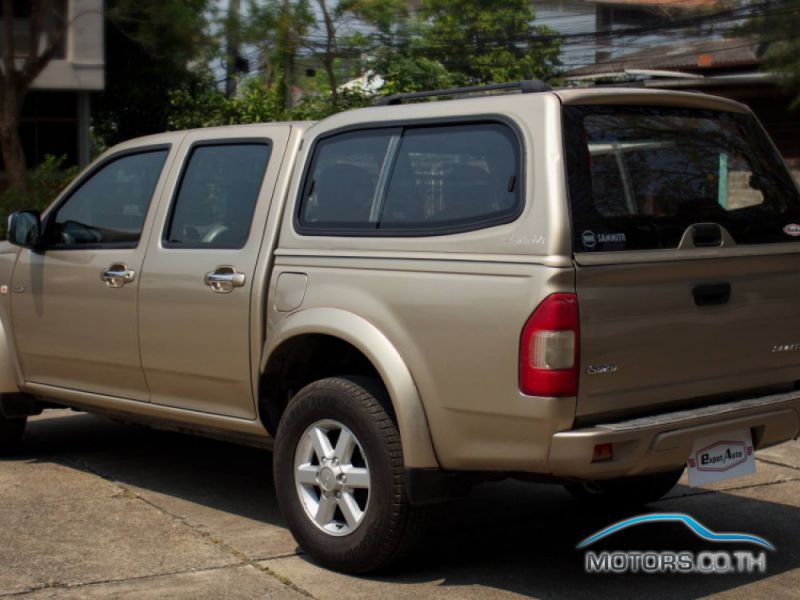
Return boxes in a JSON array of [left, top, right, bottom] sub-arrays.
[[262, 308, 439, 469]]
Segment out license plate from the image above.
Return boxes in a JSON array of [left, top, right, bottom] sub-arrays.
[[687, 429, 755, 487]]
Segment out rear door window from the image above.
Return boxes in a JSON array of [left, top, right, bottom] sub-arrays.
[[165, 143, 271, 249], [563, 106, 800, 252], [297, 122, 522, 235]]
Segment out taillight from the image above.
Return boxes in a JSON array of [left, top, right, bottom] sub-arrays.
[[519, 293, 579, 397]]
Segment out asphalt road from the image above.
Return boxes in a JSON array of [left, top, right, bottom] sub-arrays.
[[2, 409, 799, 599]]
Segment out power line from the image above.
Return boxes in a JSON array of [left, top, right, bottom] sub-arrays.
[[216, 0, 800, 87], [295, 0, 798, 48]]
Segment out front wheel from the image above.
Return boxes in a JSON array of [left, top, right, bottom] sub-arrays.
[[564, 468, 684, 508], [273, 376, 427, 573], [0, 413, 26, 456]]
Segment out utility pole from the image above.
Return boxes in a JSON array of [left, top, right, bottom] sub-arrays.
[[281, 0, 295, 110], [225, 0, 241, 97]]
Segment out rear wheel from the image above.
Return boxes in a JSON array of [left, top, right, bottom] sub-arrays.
[[274, 376, 427, 573], [564, 468, 684, 508], [0, 413, 26, 456]]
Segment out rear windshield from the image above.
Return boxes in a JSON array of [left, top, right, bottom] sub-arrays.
[[563, 105, 800, 252]]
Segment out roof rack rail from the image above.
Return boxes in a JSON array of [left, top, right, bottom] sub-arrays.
[[375, 79, 552, 106]]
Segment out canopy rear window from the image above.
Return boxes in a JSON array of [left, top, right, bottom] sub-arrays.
[[563, 105, 800, 252]]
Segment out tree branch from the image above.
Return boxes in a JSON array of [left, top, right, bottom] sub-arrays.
[[28, 0, 46, 67], [2, 0, 15, 83], [20, 1, 73, 87]]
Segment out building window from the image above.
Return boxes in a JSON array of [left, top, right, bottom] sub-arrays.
[[0, 0, 67, 60], [0, 92, 80, 171]]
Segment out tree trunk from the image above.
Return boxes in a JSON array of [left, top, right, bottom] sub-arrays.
[[324, 57, 339, 107], [0, 123, 27, 189], [317, 0, 339, 107], [278, 0, 294, 111], [0, 75, 27, 188], [225, 0, 241, 98]]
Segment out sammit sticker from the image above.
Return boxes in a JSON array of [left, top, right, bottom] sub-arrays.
[[784, 224, 800, 237], [582, 230, 627, 249]]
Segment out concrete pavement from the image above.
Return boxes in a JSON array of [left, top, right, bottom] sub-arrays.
[[2, 409, 799, 598]]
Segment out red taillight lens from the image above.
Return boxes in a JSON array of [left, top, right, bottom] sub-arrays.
[[519, 293, 579, 397]]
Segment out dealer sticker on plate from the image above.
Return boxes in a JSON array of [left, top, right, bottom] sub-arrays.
[[687, 429, 755, 487]]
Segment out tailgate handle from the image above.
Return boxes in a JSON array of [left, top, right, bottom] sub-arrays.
[[692, 224, 722, 247], [693, 282, 731, 306]]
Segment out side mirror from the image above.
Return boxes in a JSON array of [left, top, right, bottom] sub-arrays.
[[7, 210, 42, 248]]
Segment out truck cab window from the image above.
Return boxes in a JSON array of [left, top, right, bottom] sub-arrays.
[[165, 143, 271, 249], [49, 149, 168, 248]]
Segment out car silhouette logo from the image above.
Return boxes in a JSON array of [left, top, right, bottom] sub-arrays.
[[577, 513, 774, 550]]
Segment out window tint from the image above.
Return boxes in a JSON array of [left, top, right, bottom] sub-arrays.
[[563, 106, 800, 252], [297, 122, 521, 235], [165, 143, 271, 248], [50, 149, 168, 248], [300, 129, 395, 227], [381, 124, 520, 229]]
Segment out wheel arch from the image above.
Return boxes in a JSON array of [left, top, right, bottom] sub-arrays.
[[260, 308, 439, 469]]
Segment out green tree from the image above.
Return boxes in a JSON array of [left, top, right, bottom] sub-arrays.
[[244, 0, 314, 110], [0, 155, 78, 237], [92, 0, 215, 148], [345, 0, 454, 94], [167, 74, 370, 130], [418, 0, 561, 85], [302, 0, 409, 105], [169, 0, 564, 130], [168, 77, 282, 129], [738, 0, 800, 107]]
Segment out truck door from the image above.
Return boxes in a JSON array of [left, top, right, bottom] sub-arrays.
[[138, 126, 291, 419], [10, 146, 173, 400]]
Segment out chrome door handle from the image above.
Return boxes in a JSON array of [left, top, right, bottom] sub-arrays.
[[204, 266, 246, 294], [101, 264, 135, 288]]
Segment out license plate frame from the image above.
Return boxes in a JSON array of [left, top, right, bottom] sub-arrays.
[[687, 429, 755, 487]]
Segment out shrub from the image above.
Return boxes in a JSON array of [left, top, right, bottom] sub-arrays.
[[1, 155, 79, 239]]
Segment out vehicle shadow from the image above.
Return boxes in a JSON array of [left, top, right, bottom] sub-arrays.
[[18, 411, 800, 599]]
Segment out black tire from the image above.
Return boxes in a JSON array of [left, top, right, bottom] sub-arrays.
[[564, 468, 684, 508], [274, 376, 428, 573], [0, 413, 26, 456]]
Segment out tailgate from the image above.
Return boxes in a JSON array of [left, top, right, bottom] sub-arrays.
[[562, 102, 800, 420], [576, 254, 800, 419]]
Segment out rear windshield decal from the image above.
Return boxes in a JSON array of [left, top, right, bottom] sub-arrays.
[[582, 230, 627, 250], [783, 224, 800, 237]]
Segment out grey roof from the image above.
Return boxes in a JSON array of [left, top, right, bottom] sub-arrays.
[[565, 37, 765, 77]]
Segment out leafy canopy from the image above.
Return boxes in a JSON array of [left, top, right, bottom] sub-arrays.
[[163, 0, 563, 129], [738, 0, 800, 107], [92, 0, 216, 147], [419, 0, 561, 85]]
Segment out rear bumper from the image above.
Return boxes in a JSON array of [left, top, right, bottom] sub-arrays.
[[548, 390, 800, 480]]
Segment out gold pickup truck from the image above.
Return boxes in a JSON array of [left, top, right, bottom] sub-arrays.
[[2, 81, 800, 573]]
